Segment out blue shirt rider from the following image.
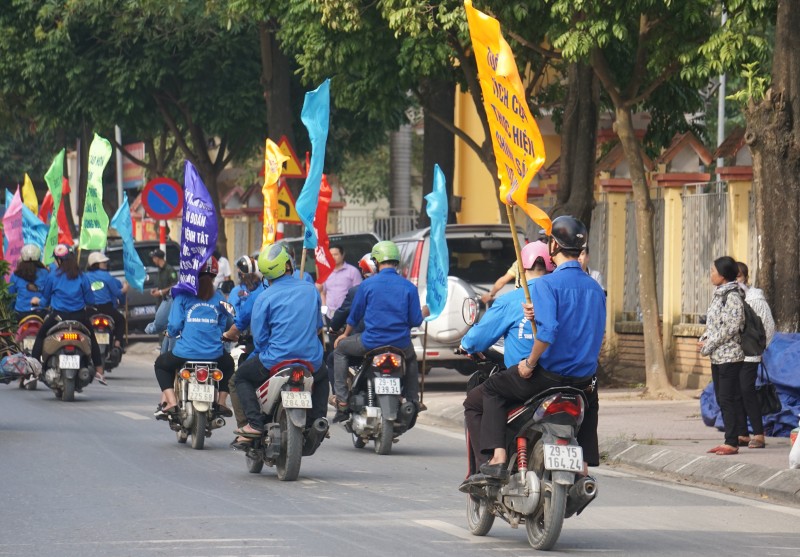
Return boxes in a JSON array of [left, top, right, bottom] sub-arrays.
[[8, 244, 49, 319]]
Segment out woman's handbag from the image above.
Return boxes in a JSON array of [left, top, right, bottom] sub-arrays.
[[756, 362, 782, 415]]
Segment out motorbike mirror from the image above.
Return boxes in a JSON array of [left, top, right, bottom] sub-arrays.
[[462, 297, 478, 326], [220, 301, 236, 317]]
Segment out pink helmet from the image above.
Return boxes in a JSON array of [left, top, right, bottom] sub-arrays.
[[521, 240, 554, 272]]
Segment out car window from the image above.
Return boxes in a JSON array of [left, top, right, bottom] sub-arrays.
[[328, 234, 380, 267], [447, 236, 517, 285], [106, 244, 180, 272], [396, 241, 418, 279]]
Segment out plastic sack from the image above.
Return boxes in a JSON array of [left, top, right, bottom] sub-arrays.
[[790, 436, 800, 469]]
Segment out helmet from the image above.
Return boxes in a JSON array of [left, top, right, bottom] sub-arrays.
[[370, 241, 400, 264], [549, 215, 588, 253], [258, 243, 291, 280], [148, 248, 166, 259], [87, 252, 110, 267], [20, 244, 41, 262], [236, 255, 257, 275], [521, 240, 554, 272], [200, 256, 219, 276], [358, 253, 378, 277], [53, 243, 74, 261]]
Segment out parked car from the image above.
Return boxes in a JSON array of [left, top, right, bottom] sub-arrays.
[[392, 224, 525, 375], [98, 240, 181, 332]]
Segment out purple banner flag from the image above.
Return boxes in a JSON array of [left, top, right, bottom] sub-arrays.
[[172, 161, 217, 297]]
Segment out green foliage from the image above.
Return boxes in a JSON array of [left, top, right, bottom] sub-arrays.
[[0, 257, 18, 342], [726, 61, 771, 106], [338, 141, 391, 204]]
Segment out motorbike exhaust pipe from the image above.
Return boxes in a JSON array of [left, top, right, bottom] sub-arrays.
[[564, 475, 598, 518], [312, 417, 329, 435], [211, 417, 226, 429], [399, 401, 416, 416], [302, 418, 329, 457], [78, 367, 90, 381]]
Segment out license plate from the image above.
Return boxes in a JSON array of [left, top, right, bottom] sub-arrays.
[[188, 383, 214, 402], [95, 333, 110, 345], [544, 444, 584, 472], [59, 355, 81, 369], [374, 377, 401, 395], [23, 338, 34, 351], [281, 390, 312, 409], [131, 305, 156, 316]]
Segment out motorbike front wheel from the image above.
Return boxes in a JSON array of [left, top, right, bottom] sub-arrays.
[[191, 411, 207, 450], [374, 418, 394, 455], [466, 494, 495, 536], [526, 440, 567, 551], [276, 408, 302, 481], [352, 432, 367, 449], [246, 452, 264, 474]]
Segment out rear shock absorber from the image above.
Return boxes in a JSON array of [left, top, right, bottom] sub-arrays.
[[516, 437, 528, 471], [367, 380, 375, 406]]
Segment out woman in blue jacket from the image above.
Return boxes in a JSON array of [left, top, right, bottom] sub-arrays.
[[85, 251, 129, 355], [153, 258, 234, 417], [31, 244, 107, 385], [8, 244, 49, 321]]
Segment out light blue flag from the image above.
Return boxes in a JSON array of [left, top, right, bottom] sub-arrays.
[[295, 79, 330, 249], [424, 164, 449, 321], [110, 195, 146, 292], [21, 204, 48, 249]]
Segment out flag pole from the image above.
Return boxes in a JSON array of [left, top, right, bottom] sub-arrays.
[[506, 204, 536, 334], [299, 240, 307, 278], [419, 321, 429, 410]]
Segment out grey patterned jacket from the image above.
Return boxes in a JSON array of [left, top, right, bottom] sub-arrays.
[[700, 282, 745, 364]]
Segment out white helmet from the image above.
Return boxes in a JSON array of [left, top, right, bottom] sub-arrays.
[[87, 252, 110, 267], [20, 244, 41, 262]]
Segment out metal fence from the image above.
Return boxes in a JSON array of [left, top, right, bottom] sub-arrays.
[[588, 196, 608, 290], [680, 182, 728, 322], [338, 208, 419, 240], [623, 196, 665, 319]]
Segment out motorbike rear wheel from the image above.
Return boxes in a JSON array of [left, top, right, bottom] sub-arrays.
[[374, 418, 394, 455], [466, 494, 495, 535], [191, 411, 207, 450], [352, 432, 367, 449], [246, 452, 264, 474], [526, 440, 567, 551], [62, 377, 75, 402], [276, 408, 302, 481], [176, 429, 188, 444], [24, 379, 38, 390]]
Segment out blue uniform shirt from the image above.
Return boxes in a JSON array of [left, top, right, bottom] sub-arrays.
[[292, 269, 315, 285], [347, 267, 423, 350], [251, 274, 323, 370], [85, 269, 124, 307], [8, 268, 49, 312], [40, 270, 96, 312], [234, 282, 265, 331], [530, 261, 606, 378], [168, 291, 228, 360], [461, 278, 538, 368]]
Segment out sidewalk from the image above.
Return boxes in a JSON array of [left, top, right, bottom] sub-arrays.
[[418, 388, 800, 506]]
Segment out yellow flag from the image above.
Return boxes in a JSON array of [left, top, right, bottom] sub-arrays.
[[21, 173, 38, 214], [464, 0, 551, 235], [262, 138, 290, 248]]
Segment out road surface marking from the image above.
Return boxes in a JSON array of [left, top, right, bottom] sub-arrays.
[[413, 519, 493, 543], [115, 411, 149, 421], [414, 423, 464, 440]]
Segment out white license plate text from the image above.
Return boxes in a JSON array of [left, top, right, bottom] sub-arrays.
[[544, 444, 584, 472]]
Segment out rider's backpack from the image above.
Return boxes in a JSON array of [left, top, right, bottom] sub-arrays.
[[722, 289, 767, 357]]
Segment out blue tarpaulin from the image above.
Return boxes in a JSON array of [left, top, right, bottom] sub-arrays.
[[700, 333, 800, 437]]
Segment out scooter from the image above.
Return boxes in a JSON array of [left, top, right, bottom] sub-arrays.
[[15, 313, 44, 390], [40, 320, 95, 401], [91, 313, 122, 371], [164, 360, 227, 450]]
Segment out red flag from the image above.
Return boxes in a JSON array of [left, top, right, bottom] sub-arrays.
[[38, 178, 74, 245], [313, 174, 335, 284]]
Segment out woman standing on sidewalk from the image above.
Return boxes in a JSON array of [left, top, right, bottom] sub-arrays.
[[698, 256, 745, 455], [735, 262, 775, 449]]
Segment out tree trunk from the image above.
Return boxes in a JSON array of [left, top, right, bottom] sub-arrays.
[[551, 62, 599, 228], [746, 0, 800, 333], [419, 79, 456, 227], [76, 123, 91, 220], [615, 107, 674, 395]]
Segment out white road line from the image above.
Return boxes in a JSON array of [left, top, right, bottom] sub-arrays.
[[115, 411, 150, 421], [414, 423, 465, 440], [413, 519, 494, 543]]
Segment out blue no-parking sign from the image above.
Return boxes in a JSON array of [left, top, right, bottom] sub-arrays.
[[141, 177, 183, 220]]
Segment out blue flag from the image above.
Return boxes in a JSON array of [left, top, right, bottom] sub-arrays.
[[173, 161, 217, 297], [21, 204, 49, 249], [110, 195, 146, 292], [295, 79, 330, 249], [424, 164, 449, 321]]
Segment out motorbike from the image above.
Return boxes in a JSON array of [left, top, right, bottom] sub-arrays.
[[238, 359, 328, 481], [90, 313, 122, 372], [341, 346, 417, 455], [15, 313, 44, 390], [459, 350, 598, 551], [163, 360, 227, 450], [40, 320, 95, 401]]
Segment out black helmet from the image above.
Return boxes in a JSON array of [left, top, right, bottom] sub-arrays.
[[236, 255, 257, 275], [549, 216, 588, 253]]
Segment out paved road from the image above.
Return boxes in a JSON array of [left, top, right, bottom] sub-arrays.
[[2, 349, 799, 557]]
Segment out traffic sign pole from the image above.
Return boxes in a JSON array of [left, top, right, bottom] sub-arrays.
[[159, 220, 167, 253]]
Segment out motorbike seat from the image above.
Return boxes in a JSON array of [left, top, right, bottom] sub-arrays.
[[47, 320, 91, 337], [505, 386, 588, 424]]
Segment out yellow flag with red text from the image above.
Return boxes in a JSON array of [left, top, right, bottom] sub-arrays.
[[262, 138, 290, 249], [464, 0, 551, 235]]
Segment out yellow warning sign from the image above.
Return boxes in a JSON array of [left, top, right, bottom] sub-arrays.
[[277, 181, 302, 224], [277, 136, 306, 179]]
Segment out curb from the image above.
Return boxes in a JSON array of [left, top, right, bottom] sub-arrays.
[[602, 440, 800, 505]]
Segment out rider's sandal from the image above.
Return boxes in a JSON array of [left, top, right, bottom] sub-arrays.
[[95, 374, 108, 386], [233, 427, 263, 438]]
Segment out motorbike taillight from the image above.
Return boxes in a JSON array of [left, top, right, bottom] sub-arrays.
[[289, 368, 305, 384], [372, 352, 401, 368], [61, 332, 80, 341], [536, 394, 585, 423], [195, 368, 209, 382], [92, 318, 109, 327]]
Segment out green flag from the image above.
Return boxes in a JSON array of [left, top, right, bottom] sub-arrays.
[[79, 133, 113, 251], [43, 149, 66, 265]]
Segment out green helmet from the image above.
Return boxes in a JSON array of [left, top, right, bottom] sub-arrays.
[[371, 240, 400, 264], [258, 243, 291, 280]]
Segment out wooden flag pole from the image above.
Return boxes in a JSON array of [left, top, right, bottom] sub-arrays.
[[506, 204, 536, 334], [299, 242, 307, 278]]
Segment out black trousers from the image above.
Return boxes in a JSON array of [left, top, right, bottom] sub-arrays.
[[464, 365, 599, 466], [154, 351, 234, 393], [737, 361, 763, 436], [712, 361, 745, 447], [233, 356, 329, 430], [31, 310, 102, 368], [94, 303, 127, 347]]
